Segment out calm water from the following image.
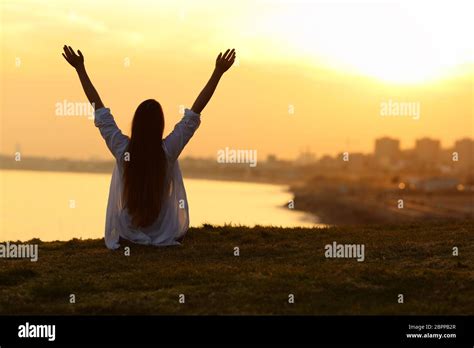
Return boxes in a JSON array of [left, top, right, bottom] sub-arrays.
[[0, 170, 320, 241]]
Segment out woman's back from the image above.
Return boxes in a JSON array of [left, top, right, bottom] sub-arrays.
[[94, 107, 201, 249]]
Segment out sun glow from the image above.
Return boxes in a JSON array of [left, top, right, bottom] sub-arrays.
[[253, 0, 473, 84]]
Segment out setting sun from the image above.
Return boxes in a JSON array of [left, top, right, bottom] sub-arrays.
[[252, 0, 473, 83]]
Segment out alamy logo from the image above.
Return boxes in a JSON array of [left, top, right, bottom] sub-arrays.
[[55, 99, 94, 119], [380, 99, 420, 120], [0, 242, 38, 262], [18, 322, 56, 341], [217, 147, 257, 167], [324, 241, 365, 262]]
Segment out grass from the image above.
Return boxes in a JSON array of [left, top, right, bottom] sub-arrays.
[[0, 221, 473, 315]]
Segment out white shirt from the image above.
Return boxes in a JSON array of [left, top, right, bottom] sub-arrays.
[[94, 107, 201, 249]]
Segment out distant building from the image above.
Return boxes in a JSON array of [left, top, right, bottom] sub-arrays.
[[318, 155, 340, 169], [266, 154, 278, 163], [346, 152, 370, 171], [415, 177, 459, 192], [415, 137, 441, 163], [296, 148, 317, 165], [374, 137, 400, 166], [454, 138, 473, 170]]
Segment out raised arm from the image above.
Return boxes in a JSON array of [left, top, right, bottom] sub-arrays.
[[63, 45, 128, 159], [191, 48, 236, 114], [62, 45, 104, 110]]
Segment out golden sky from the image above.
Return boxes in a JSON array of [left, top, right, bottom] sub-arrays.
[[1, 0, 473, 160]]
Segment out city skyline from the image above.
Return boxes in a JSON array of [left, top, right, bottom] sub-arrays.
[[3, 135, 473, 164]]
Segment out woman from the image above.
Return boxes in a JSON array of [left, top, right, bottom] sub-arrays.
[[62, 45, 236, 249]]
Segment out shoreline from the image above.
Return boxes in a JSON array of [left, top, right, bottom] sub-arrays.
[[290, 183, 474, 225]]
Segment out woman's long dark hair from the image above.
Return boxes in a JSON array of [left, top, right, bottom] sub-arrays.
[[123, 99, 167, 228]]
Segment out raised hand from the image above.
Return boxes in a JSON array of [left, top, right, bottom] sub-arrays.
[[62, 45, 84, 70], [215, 48, 236, 74], [191, 48, 236, 114], [61, 45, 104, 109]]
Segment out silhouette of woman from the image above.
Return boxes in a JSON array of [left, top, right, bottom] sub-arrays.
[[62, 45, 236, 249]]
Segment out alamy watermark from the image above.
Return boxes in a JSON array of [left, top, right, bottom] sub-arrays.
[[18, 322, 55, 341], [325, 241, 365, 262], [217, 147, 257, 167], [0, 242, 38, 262], [380, 99, 420, 120], [55, 99, 94, 119]]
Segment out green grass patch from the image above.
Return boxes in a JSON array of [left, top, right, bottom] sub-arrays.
[[0, 221, 472, 315]]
